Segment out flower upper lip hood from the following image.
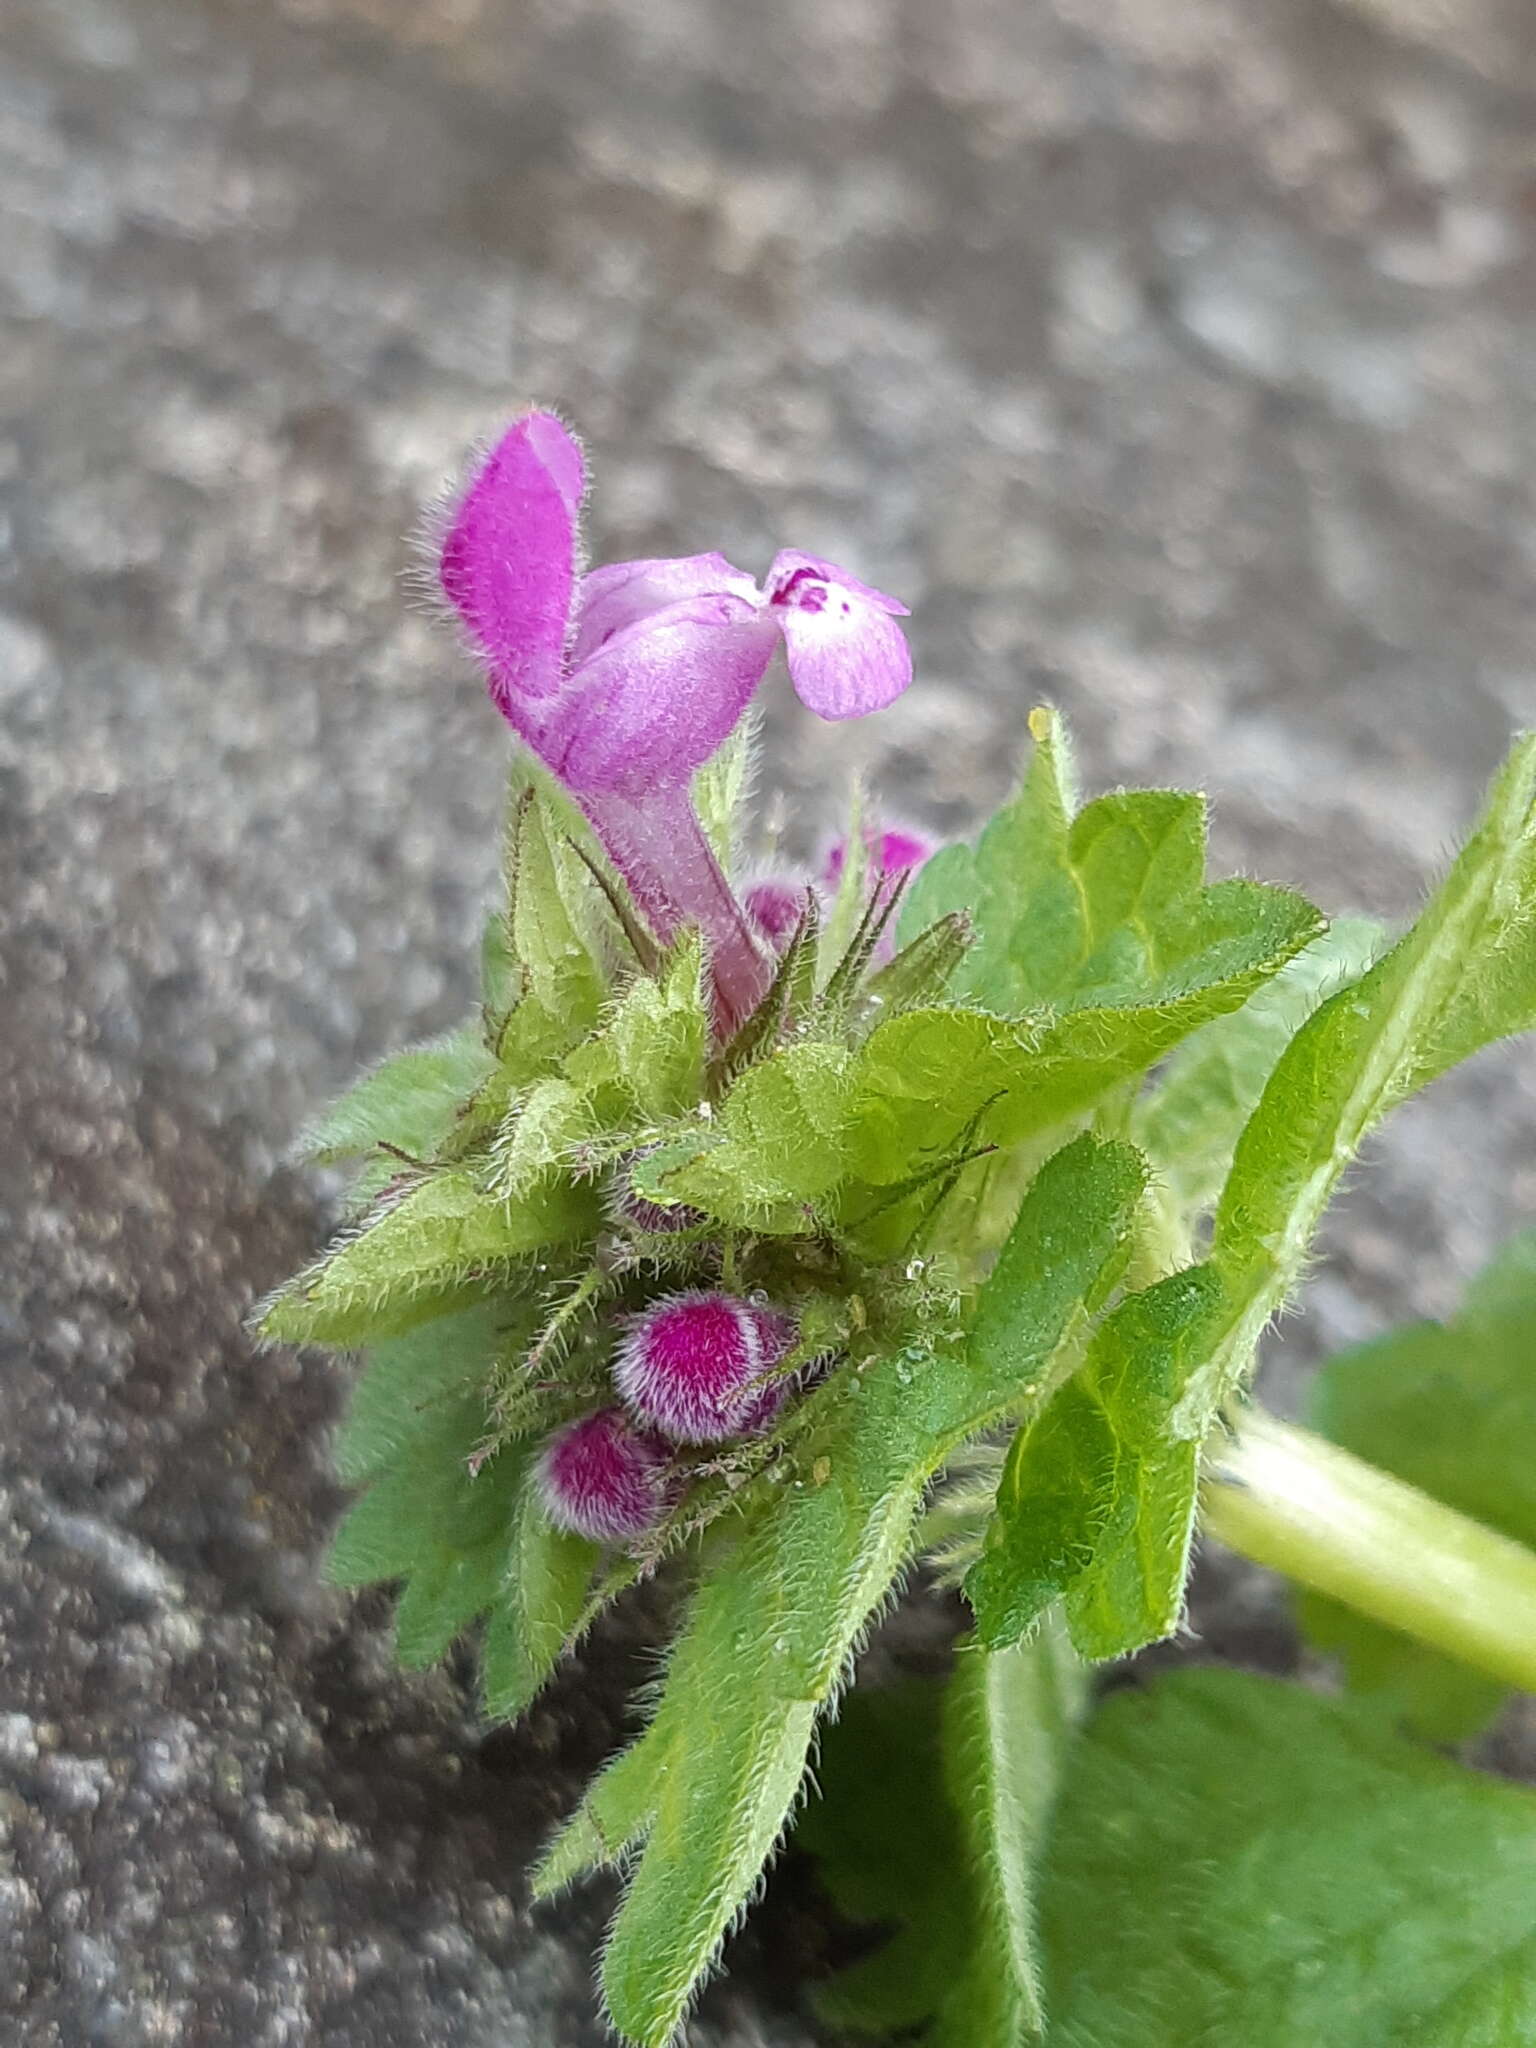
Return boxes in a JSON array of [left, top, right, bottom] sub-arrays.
[[437, 408, 915, 1030], [440, 415, 913, 787]]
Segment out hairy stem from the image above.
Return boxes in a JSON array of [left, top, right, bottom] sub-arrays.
[[1203, 1405, 1536, 1696]]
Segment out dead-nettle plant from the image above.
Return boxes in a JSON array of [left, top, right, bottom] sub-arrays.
[[257, 411, 1536, 2047]]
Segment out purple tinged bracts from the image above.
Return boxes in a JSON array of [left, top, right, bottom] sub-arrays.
[[437, 410, 913, 1031]]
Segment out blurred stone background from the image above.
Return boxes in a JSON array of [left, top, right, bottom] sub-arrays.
[[4, 0, 1536, 2040]]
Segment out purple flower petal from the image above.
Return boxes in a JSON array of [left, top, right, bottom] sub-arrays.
[[439, 411, 584, 707], [549, 594, 780, 798], [765, 555, 913, 720], [573, 553, 756, 666], [765, 548, 909, 616]]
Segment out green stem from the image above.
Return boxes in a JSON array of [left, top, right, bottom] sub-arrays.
[[1203, 1405, 1536, 1696]]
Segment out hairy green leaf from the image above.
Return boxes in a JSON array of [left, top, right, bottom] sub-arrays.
[[393, 1540, 509, 1669], [802, 1627, 1085, 2045], [1039, 1668, 1536, 2046], [257, 1169, 599, 1346], [1133, 916, 1385, 1216], [857, 909, 972, 1024], [1300, 1230, 1536, 1739], [329, 1382, 529, 1674], [693, 709, 757, 869], [606, 932, 708, 1121], [295, 1025, 494, 1171], [902, 707, 1321, 1027], [646, 1040, 857, 1229], [333, 1301, 513, 1485], [966, 1266, 1225, 1656], [481, 1462, 600, 1720], [881, 709, 1321, 1201], [1180, 733, 1536, 1432], [539, 1135, 1146, 2048], [485, 772, 611, 1074], [937, 1628, 1087, 2044]]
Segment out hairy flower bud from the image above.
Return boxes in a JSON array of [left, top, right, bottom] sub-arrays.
[[615, 1290, 797, 1444], [537, 1407, 670, 1542], [743, 877, 811, 950]]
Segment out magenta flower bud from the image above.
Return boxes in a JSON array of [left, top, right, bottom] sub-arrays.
[[537, 1407, 670, 1543], [734, 1308, 798, 1435], [615, 1290, 797, 1444], [743, 876, 811, 951], [822, 824, 935, 895]]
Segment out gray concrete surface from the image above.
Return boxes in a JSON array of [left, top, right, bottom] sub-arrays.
[[4, 0, 1536, 2040]]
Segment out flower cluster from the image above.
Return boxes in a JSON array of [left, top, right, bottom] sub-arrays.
[[437, 410, 916, 1030], [427, 410, 935, 1546], [537, 1289, 799, 1542]]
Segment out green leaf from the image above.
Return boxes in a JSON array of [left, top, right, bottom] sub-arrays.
[[481, 1464, 600, 1720], [966, 1133, 1148, 1399], [393, 1541, 509, 1669], [295, 1024, 494, 1173], [1038, 1668, 1536, 2046], [330, 1380, 526, 1668], [857, 909, 973, 1024], [937, 1628, 1087, 2044], [846, 878, 1323, 1192], [1181, 733, 1536, 1433], [256, 1168, 599, 1346], [903, 706, 1321, 1025], [540, 1134, 1146, 2048], [328, 1397, 515, 1584], [606, 932, 708, 1121], [1299, 1229, 1536, 1739], [901, 704, 1079, 1007], [333, 1301, 513, 1485], [692, 709, 757, 868], [646, 1040, 857, 1230], [798, 1680, 967, 2035], [491, 1077, 598, 1200], [487, 771, 611, 1070], [1132, 916, 1385, 1216], [966, 1265, 1225, 1655], [844, 1007, 1032, 1189], [802, 1627, 1085, 2045]]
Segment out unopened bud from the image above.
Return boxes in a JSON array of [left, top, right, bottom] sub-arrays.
[[615, 1289, 797, 1444], [822, 825, 935, 894], [537, 1407, 670, 1542], [743, 877, 811, 951]]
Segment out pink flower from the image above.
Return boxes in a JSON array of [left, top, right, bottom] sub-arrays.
[[614, 1289, 796, 1444], [437, 412, 913, 1030], [537, 1407, 671, 1543]]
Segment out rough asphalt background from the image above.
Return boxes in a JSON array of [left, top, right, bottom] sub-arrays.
[[4, 0, 1536, 2041]]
